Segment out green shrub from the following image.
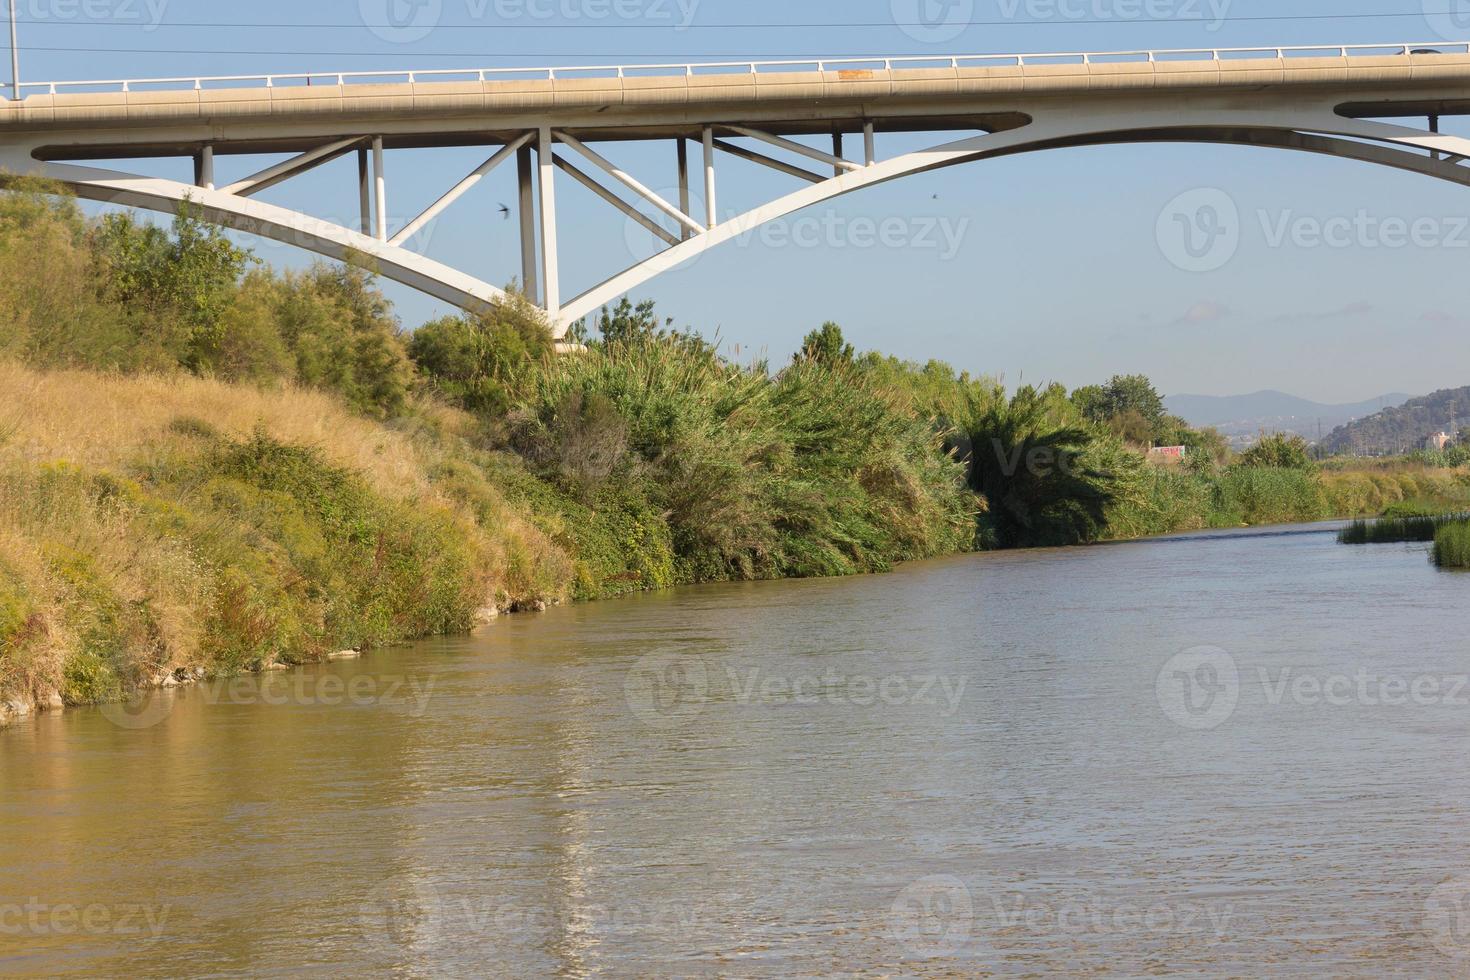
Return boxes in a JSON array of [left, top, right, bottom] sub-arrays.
[[1434, 521, 1470, 568], [1237, 433, 1315, 470], [1212, 467, 1326, 526], [1341, 512, 1470, 545]]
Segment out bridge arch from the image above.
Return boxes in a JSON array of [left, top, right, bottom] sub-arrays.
[[3, 47, 1468, 338]]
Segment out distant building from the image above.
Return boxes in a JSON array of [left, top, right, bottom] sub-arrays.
[[1427, 431, 1452, 452], [1149, 445, 1188, 459]]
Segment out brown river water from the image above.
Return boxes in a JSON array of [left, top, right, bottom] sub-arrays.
[[5, 523, 1470, 977]]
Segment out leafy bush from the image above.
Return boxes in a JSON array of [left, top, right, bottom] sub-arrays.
[[1237, 433, 1315, 470], [1340, 512, 1469, 545], [1434, 521, 1470, 568], [516, 325, 974, 586], [409, 291, 553, 418], [968, 384, 1123, 548], [1212, 466, 1326, 525]]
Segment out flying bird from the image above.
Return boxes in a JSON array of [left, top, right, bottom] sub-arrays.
[[499, 203, 511, 219]]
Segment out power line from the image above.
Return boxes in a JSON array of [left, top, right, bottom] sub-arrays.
[[5, 11, 1457, 30]]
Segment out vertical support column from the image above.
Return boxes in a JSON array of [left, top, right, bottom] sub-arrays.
[[677, 138, 691, 241], [372, 136, 387, 242], [358, 147, 372, 235], [517, 143, 539, 303], [832, 132, 844, 177], [863, 122, 875, 166], [8, 0, 19, 102], [194, 145, 214, 190], [702, 126, 717, 228], [537, 127, 560, 321]]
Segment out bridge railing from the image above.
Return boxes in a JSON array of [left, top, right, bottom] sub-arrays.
[[16, 41, 1470, 97]]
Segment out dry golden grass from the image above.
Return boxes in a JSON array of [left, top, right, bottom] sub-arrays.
[[0, 360, 434, 501], [0, 360, 577, 713]]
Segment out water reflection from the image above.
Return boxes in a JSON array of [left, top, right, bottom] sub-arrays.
[[4, 526, 1470, 975]]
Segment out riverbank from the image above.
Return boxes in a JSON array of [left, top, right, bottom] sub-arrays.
[[0, 351, 973, 723], [3, 184, 1468, 724]]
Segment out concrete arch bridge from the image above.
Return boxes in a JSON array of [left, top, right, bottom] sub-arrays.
[[3, 41, 1470, 338]]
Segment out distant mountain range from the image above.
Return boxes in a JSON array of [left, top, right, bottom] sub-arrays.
[[1165, 390, 1413, 447], [1321, 386, 1470, 455]]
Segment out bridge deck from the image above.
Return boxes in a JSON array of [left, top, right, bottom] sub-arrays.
[[3, 51, 1469, 157]]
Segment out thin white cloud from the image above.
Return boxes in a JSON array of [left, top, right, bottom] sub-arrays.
[[1169, 301, 1230, 328]]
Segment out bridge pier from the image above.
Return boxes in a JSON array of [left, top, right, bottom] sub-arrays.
[[372, 137, 386, 242], [518, 144, 538, 304], [537, 127, 560, 320], [357, 147, 371, 236]]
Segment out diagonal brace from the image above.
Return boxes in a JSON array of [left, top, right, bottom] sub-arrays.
[[390, 132, 534, 245], [553, 154, 680, 248], [221, 137, 364, 197], [551, 129, 705, 235], [711, 138, 825, 184], [724, 125, 862, 173]]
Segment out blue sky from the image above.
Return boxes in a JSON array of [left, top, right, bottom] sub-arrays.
[[9, 0, 1470, 401]]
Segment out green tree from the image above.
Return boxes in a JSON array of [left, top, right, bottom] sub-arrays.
[[597, 298, 668, 346], [409, 290, 553, 416], [91, 204, 254, 372], [1074, 375, 1168, 443], [1238, 433, 1314, 470], [0, 179, 128, 369], [798, 322, 855, 365], [969, 385, 1120, 548], [262, 263, 415, 418]]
